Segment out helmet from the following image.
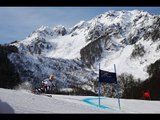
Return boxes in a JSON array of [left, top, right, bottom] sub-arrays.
[[49, 74, 54, 81]]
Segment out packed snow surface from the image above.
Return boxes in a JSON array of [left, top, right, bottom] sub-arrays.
[[1, 88, 160, 113]]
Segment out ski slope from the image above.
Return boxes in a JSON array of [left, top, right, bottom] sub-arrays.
[[0, 88, 160, 113]]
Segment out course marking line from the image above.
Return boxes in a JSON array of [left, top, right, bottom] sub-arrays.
[[82, 97, 115, 111]]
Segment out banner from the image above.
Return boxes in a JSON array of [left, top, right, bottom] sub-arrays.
[[99, 69, 117, 83]]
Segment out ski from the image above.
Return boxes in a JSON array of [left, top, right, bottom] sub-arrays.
[[32, 88, 52, 97], [42, 94, 52, 97]]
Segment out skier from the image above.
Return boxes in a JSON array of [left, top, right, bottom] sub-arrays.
[[40, 74, 56, 93]]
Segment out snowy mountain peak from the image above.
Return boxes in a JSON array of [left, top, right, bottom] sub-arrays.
[[53, 25, 67, 36], [103, 9, 148, 16], [72, 20, 86, 28], [9, 9, 160, 89], [70, 20, 87, 34], [27, 25, 54, 40], [38, 25, 50, 31], [53, 25, 65, 29], [90, 9, 154, 25]]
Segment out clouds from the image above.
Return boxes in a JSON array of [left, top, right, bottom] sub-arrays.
[[0, 7, 159, 44]]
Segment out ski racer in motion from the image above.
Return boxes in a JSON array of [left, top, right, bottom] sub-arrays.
[[34, 74, 56, 94]]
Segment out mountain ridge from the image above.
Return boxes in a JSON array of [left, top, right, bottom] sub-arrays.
[[8, 10, 160, 95]]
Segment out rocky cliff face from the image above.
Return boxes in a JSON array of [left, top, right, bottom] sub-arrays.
[[8, 10, 160, 94]]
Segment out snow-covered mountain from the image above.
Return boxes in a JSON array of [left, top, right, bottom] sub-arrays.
[[9, 10, 160, 92]]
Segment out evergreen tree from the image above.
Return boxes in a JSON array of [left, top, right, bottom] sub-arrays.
[[0, 44, 21, 89]]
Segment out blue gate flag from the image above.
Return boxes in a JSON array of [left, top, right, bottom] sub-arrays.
[[99, 69, 117, 83]]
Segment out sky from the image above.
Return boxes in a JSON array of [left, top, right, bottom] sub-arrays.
[[0, 7, 160, 44], [1, 88, 160, 113]]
